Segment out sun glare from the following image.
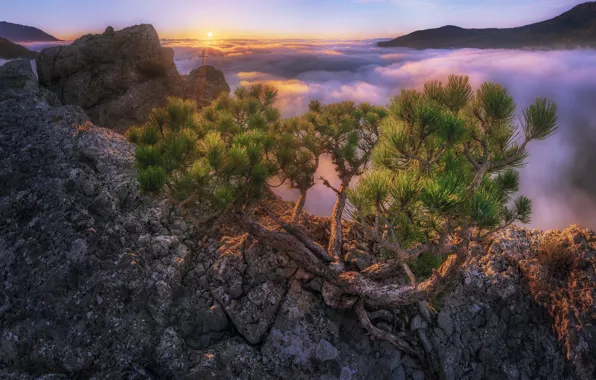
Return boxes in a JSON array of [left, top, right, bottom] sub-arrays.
[[208, 32, 213, 38]]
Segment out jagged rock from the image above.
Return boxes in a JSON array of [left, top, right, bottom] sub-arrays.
[[415, 226, 591, 380], [490, 226, 596, 380], [316, 339, 339, 361], [183, 65, 231, 108], [437, 311, 454, 337], [36, 24, 229, 132], [410, 314, 426, 331], [209, 236, 293, 344], [0, 56, 213, 378], [0, 60, 57, 103]]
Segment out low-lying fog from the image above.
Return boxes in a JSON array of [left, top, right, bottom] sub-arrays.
[[12, 39, 596, 230]]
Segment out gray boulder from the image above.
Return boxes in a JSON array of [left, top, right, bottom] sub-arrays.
[[183, 65, 231, 108], [36, 24, 229, 132]]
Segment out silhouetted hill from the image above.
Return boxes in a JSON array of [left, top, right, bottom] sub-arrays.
[[378, 2, 596, 49], [0, 37, 37, 59], [0, 21, 60, 42]]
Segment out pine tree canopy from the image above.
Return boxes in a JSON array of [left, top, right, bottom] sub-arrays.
[[128, 76, 557, 268]]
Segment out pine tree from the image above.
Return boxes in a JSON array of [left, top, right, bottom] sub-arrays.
[[306, 100, 387, 261], [276, 117, 323, 224], [129, 75, 557, 355]]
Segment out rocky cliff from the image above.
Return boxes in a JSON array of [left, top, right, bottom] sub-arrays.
[[36, 25, 230, 133], [0, 61, 594, 379]]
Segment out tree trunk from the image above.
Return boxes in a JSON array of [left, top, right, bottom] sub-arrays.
[[471, 163, 488, 190], [291, 190, 307, 224], [327, 176, 351, 260], [240, 212, 470, 309]]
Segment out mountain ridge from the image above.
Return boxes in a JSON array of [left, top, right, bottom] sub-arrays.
[[378, 1, 596, 49], [0, 21, 60, 42], [0, 37, 37, 59]]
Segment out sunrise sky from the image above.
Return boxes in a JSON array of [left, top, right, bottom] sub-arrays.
[[1, 0, 585, 40]]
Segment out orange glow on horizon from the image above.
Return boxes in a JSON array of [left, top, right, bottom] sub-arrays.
[[45, 24, 402, 42]]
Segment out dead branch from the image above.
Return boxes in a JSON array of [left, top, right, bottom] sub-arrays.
[[260, 205, 333, 263]]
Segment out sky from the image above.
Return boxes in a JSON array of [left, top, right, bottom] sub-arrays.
[[0, 0, 586, 39]]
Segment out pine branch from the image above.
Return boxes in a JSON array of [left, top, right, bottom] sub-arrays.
[[319, 176, 340, 194]]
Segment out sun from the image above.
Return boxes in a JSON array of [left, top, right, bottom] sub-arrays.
[[208, 32, 213, 38]]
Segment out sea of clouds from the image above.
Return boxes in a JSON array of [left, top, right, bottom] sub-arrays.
[[165, 38, 596, 230]]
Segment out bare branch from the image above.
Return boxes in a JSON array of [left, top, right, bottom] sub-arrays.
[[239, 213, 335, 277], [402, 262, 417, 287], [240, 211, 471, 309], [177, 195, 197, 209], [404, 151, 430, 168], [260, 206, 333, 263], [319, 176, 340, 194], [463, 143, 480, 170], [428, 145, 447, 167]]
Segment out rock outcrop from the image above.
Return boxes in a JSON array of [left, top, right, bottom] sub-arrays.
[[36, 25, 229, 133], [0, 60, 594, 380], [183, 65, 231, 108]]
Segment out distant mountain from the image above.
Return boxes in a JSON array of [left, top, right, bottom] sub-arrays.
[[0, 37, 37, 59], [378, 2, 596, 49], [0, 21, 60, 42]]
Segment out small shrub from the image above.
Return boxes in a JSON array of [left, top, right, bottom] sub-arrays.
[[140, 125, 160, 145], [166, 97, 198, 131], [409, 252, 445, 280], [537, 238, 574, 282], [136, 145, 163, 169], [126, 126, 141, 144], [137, 166, 167, 193]]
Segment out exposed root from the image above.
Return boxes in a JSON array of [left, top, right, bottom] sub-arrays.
[[354, 299, 418, 356]]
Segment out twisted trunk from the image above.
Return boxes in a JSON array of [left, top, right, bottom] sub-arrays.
[[241, 212, 469, 309], [291, 190, 307, 224], [239, 210, 470, 361], [327, 176, 352, 260]]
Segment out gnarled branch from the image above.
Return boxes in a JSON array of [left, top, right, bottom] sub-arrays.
[[355, 299, 418, 355], [319, 176, 340, 194]]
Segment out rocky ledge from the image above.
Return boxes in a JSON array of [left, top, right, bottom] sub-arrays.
[[35, 24, 230, 133], [0, 60, 594, 380]]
